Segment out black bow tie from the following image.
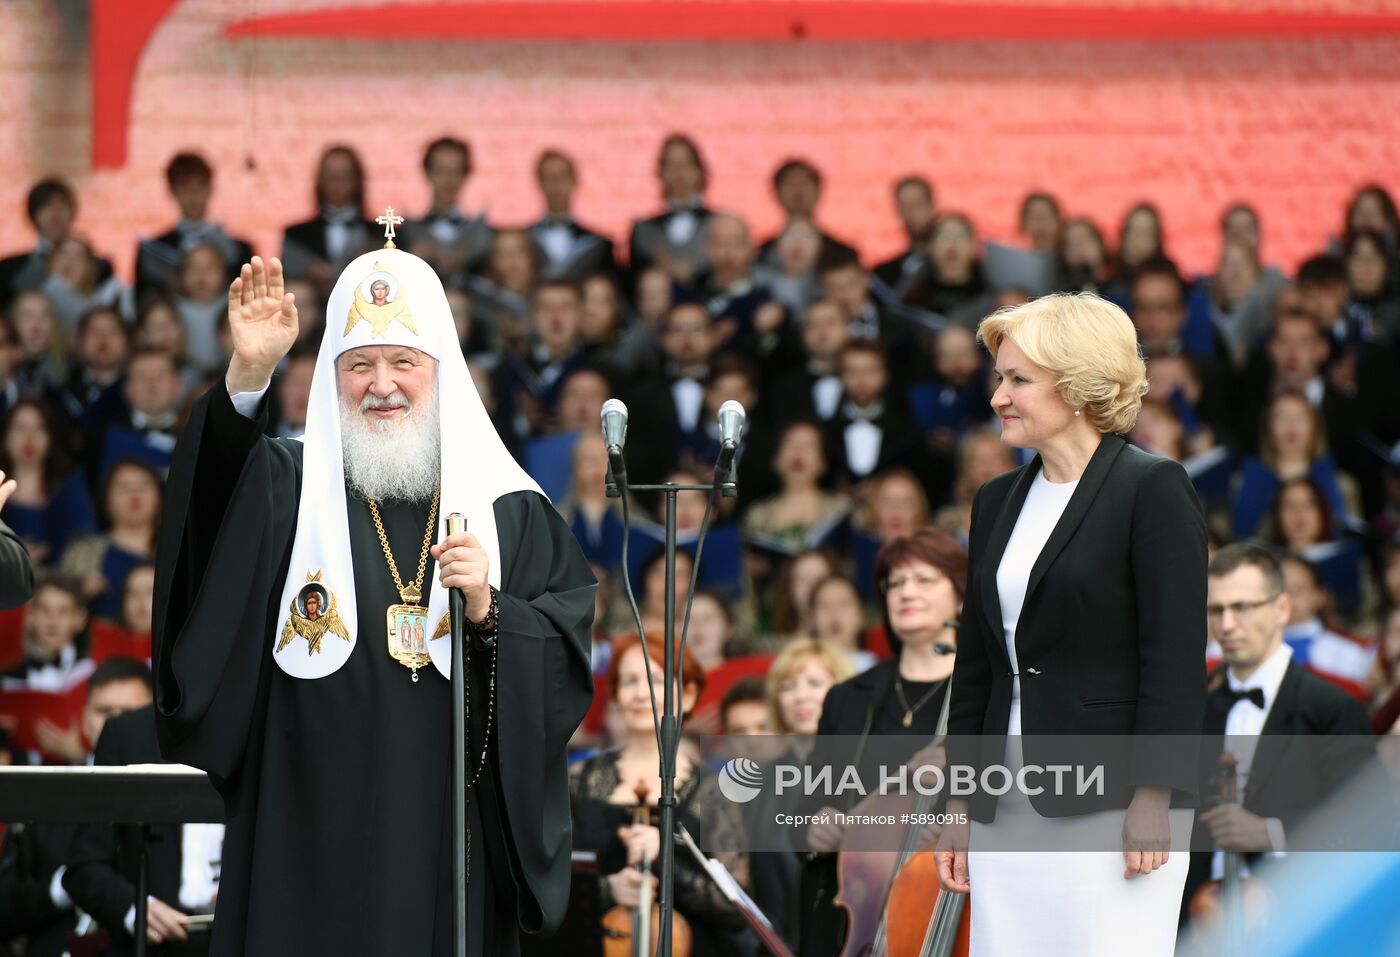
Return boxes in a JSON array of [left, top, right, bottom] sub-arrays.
[[1222, 687, 1266, 710]]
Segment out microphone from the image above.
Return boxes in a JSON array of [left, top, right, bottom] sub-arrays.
[[600, 398, 628, 496], [714, 400, 746, 495]]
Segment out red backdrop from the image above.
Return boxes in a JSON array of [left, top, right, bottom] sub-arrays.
[[8, 0, 1400, 278]]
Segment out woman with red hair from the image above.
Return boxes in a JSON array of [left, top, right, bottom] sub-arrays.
[[568, 633, 750, 956]]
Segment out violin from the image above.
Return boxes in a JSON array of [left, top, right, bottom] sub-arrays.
[[601, 783, 693, 957], [1187, 752, 1270, 953]]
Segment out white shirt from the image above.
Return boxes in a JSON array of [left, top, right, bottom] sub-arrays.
[[811, 375, 842, 420], [230, 382, 270, 418], [670, 378, 704, 434], [843, 420, 882, 477], [1285, 618, 1375, 684], [996, 471, 1078, 735], [537, 221, 574, 265], [123, 823, 225, 932], [1210, 643, 1291, 877]]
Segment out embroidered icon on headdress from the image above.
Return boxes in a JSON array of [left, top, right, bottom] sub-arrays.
[[344, 262, 418, 338], [277, 571, 352, 655]]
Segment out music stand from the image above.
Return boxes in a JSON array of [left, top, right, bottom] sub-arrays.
[[674, 824, 795, 957]]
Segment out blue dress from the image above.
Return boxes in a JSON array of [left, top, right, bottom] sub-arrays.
[[3, 472, 97, 566], [1231, 454, 1349, 538], [90, 543, 149, 622]]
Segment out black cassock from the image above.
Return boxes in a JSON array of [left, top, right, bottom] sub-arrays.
[[152, 384, 595, 956]]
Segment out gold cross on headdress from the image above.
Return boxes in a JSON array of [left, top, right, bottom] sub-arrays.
[[377, 206, 405, 249]]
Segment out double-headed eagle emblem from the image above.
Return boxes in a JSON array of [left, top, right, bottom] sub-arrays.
[[277, 571, 351, 655]]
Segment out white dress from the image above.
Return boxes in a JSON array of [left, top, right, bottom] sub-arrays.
[[968, 471, 1192, 957]]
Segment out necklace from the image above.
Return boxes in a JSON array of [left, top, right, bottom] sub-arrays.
[[367, 486, 440, 681], [893, 673, 946, 728]]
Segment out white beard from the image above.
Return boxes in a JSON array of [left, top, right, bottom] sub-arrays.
[[340, 385, 441, 502]]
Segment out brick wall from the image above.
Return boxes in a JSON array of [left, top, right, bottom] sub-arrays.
[[5, 0, 1400, 280]]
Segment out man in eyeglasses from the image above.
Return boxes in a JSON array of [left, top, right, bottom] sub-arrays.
[[1180, 542, 1371, 931]]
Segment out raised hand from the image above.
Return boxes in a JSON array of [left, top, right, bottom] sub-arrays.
[[0, 469, 16, 513], [226, 256, 299, 394]]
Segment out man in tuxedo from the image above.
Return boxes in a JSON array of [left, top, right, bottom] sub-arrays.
[[906, 324, 992, 450], [819, 256, 928, 386], [628, 134, 713, 287], [134, 153, 253, 302], [699, 214, 799, 368], [1231, 307, 1352, 456], [280, 146, 377, 298], [872, 176, 936, 301], [621, 301, 723, 485], [756, 159, 858, 269], [0, 657, 152, 957], [1130, 258, 1232, 441], [528, 150, 616, 283], [499, 281, 586, 439], [0, 179, 114, 309], [1182, 543, 1372, 929], [64, 700, 221, 956], [95, 348, 184, 482], [824, 340, 945, 502], [763, 298, 849, 427], [402, 137, 494, 285], [60, 306, 130, 431]]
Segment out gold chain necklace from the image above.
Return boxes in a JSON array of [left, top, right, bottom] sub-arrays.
[[368, 486, 440, 680], [894, 673, 946, 728]]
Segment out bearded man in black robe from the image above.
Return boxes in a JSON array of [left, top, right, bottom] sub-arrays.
[[152, 236, 595, 956]]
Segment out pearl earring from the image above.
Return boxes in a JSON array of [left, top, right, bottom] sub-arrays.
[[1074, 408, 1082, 417]]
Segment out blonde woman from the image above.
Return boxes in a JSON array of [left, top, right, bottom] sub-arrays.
[[765, 637, 853, 741], [938, 292, 1207, 957]]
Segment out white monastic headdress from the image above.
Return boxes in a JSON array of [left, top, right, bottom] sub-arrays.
[[273, 241, 542, 680]]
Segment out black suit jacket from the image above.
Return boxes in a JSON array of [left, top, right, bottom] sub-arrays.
[[948, 434, 1208, 819], [1181, 659, 1372, 918], [134, 226, 253, 301], [529, 218, 617, 283], [0, 248, 114, 308], [279, 216, 377, 282], [823, 394, 949, 505], [64, 707, 206, 957], [872, 248, 928, 301], [0, 518, 36, 610], [0, 821, 78, 957]]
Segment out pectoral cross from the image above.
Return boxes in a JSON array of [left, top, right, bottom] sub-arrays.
[[377, 206, 405, 249]]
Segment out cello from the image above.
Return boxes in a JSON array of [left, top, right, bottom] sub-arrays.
[[600, 782, 694, 957], [834, 665, 970, 957]]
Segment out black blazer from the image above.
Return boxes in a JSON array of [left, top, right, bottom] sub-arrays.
[[948, 433, 1208, 819], [64, 707, 205, 956], [1181, 659, 1372, 918], [0, 518, 36, 610]]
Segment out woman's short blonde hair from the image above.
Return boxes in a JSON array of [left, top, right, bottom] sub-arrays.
[[764, 637, 854, 734], [977, 292, 1148, 435]]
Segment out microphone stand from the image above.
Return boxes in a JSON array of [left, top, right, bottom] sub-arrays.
[[447, 512, 468, 957], [606, 458, 737, 957]]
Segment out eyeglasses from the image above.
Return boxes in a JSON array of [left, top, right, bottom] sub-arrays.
[[881, 572, 945, 594], [1205, 594, 1282, 623]]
